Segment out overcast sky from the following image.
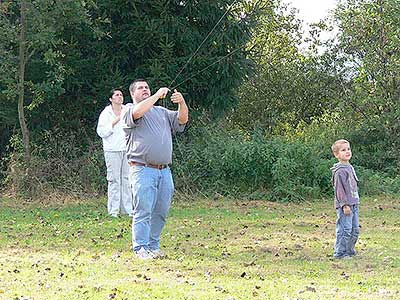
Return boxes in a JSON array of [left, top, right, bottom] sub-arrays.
[[284, 0, 339, 25], [283, 0, 340, 49]]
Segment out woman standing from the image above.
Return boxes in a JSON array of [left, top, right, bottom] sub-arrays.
[[97, 89, 133, 217]]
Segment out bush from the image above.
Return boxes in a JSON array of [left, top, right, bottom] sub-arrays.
[[3, 129, 106, 200], [348, 120, 399, 176], [2, 118, 398, 202], [173, 120, 333, 201], [357, 167, 400, 196], [173, 117, 399, 201]]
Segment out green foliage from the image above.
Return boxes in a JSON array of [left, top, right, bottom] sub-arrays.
[[334, 0, 400, 108], [1, 0, 399, 201], [3, 117, 399, 201], [4, 129, 105, 198], [0, 0, 104, 177], [357, 167, 400, 196], [0, 0, 100, 112], [1, 0, 259, 198], [1, 0, 258, 175], [347, 119, 399, 175], [173, 117, 398, 201], [275, 111, 399, 177], [269, 143, 333, 201], [319, 0, 400, 174], [173, 119, 330, 201], [43, 0, 256, 132], [234, 56, 340, 133], [230, 0, 400, 199], [233, 1, 340, 133]]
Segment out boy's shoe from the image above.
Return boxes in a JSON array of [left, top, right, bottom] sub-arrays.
[[110, 213, 118, 218], [149, 249, 166, 259], [135, 248, 153, 260]]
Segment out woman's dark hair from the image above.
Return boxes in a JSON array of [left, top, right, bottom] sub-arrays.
[[109, 88, 123, 99]]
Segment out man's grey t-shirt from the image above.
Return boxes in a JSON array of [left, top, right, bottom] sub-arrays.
[[122, 103, 185, 165]]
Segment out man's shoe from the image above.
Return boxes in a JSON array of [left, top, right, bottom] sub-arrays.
[[341, 255, 353, 260], [334, 254, 352, 260], [110, 213, 118, 218], [135, 248, 153, 260], [349, 250, 357, 257], [149, 249, 165, 259]]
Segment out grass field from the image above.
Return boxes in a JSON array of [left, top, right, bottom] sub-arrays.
[[0, 195, 399, 300]]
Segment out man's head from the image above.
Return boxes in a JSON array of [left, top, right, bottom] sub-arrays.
[[129, 79, 151, 103], [332, 139, 352, 163], [109, 88, 124, 105]]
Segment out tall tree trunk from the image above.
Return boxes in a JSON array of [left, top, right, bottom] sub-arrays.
[[17, 0, 30, 165], [17, 0, 33, 199]]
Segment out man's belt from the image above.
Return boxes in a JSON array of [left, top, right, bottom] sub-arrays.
[[129, 161, 168, 170]]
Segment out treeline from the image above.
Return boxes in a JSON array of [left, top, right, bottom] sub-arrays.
[[0, 0, 399, 200]]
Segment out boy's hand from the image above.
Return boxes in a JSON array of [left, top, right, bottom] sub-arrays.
[[343, 205, 351, 215]]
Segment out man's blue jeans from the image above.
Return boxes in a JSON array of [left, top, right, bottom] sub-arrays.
[[334, 204, 359, 258], [129, 165, 174, 252]]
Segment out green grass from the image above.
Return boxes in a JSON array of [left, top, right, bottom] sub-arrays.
[[0, 196, 399, 300]]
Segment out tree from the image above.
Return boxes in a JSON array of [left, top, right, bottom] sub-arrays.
[[232, 0, 341, 133], [0, 0, 102, 193], [74, 0, 256, 116], [0, 0, 262, 196], [326, 0, 400, 172], [17, 0, 259, 140]]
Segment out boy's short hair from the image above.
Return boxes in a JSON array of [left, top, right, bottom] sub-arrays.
[[332, 139, 350, 154]]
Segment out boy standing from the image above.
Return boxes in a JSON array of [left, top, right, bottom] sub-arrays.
[[331, 139, 360, 259]]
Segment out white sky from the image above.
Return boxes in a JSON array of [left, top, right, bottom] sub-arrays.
[[283, 0, 340, 50], [284, 0, 339, 25]]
